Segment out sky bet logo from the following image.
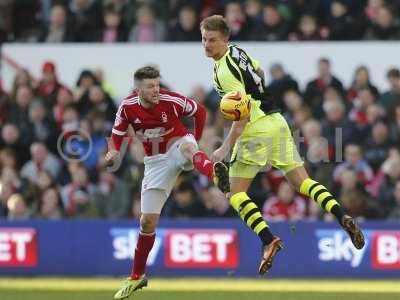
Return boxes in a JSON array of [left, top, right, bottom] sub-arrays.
[[317, 229, 400, 269], [0, 228, 38, 267], [110, 228, 239, 269], [371, 231, 400, 269], [110, 228, 162, 266], [316, 229, 367, 268]]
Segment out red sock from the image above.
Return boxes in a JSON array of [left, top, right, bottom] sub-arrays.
[[130, 231, 155, 279], [192, 150, 213, 180]]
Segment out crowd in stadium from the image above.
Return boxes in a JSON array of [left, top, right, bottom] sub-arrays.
[[1, 0, 400, 43], [0, 0, 399, 222]]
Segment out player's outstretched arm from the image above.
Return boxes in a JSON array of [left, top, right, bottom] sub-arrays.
[[211, 118, 247, 162], [105, 149, 120, 166], [104, 134, 122, 167]]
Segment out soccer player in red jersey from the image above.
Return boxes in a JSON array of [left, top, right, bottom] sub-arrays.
[[106, 66, 229, 299]]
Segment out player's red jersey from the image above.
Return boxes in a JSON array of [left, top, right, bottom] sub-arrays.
[[111, 89, 205, 156]]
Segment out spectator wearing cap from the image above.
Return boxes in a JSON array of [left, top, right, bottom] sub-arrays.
[[378, 68, 400, 111], [37, 61, 63, 106], [39, 4, 75, 43]]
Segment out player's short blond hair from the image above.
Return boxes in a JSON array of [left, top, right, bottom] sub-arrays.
[[200, 15, 230, 37]]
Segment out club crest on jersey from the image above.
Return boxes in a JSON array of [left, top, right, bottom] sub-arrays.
[[161, 112, 168, 123]]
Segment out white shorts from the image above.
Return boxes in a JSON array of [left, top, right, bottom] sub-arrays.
[[141, 134, 198, 214]]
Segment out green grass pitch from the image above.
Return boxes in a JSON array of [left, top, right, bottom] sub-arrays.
[[0, 277, 399, 300]]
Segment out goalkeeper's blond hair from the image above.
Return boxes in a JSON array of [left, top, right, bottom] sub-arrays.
[[200, 15, 230, 37]]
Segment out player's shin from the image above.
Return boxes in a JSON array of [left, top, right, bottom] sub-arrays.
[[230, 192, 274, 245], [299, 178, 345, 224], [130, 231, 155, 279]]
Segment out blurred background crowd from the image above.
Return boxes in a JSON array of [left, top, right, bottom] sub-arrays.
[[1, 0, 400, 43], [0, 0, 399, 222]]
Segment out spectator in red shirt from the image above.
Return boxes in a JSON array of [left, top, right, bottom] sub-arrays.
[[348, 86, 377, 128], [263, 181, 307, 221]]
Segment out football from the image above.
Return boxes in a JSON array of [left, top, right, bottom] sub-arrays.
[[219, 91, 251, 121]]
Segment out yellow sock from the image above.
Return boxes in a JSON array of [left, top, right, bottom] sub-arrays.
[[300, 178, 342, 214], [230, 192, 273, 244]]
